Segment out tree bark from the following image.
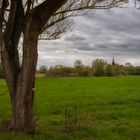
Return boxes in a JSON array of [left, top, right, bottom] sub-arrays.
[[1, 14, 38, 131], [10, 29, 38, 132], [10, 45, 38, 132]]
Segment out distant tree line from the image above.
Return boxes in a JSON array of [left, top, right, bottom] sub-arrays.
[[37, 59, 140, 77], [1, 59, 140, 78]]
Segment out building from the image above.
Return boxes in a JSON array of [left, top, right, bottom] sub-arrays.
[[125, 62, 133, 67]]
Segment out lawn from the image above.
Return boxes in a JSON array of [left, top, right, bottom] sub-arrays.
[[0, 76, 140, 140]]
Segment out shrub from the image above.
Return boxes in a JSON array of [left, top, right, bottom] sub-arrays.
[[38, 65, 48, 73], [92, 59, 107, 76], [105, 64, 114, 76]]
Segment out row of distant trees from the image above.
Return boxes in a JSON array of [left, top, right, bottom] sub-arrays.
[[37, 59, 140, 77], [1, 59, 140, 78]]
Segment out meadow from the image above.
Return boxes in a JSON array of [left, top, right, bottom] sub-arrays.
[[0, 76, 140, 140]]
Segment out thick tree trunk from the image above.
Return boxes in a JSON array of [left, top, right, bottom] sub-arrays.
[[11, 82, 35, 131], [1, 6, 39, 131], [10, 77, 35, 132], [1, 28, 38, 132], [10, 33, 38, 132]]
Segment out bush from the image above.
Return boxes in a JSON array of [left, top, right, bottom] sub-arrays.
[[112, 65, 126, 76], [105, 64, 114, 76], [37, 59, 140, 77], [134, 67, 140, 75], [38, 65, 48, 73], [124, 66, 135, 75], [78, 68, 90, 77], [47, 65, 75, 77], [92, 59, 107, 76]]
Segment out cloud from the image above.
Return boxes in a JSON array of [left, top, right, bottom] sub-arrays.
[[65, 34, 87, 42], [37, 8, 140, 67]]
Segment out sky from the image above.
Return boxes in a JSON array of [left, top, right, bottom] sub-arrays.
[[37, 4, 140, 67]]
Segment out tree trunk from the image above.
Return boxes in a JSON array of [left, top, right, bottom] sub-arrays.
[[1, 7, 39, 131], [1, 29, 38, 132], [11, 79, 35, 132], [10, 32, 38, 132]]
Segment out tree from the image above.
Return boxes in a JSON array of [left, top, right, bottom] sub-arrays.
[[105, 64, 114, 76], [74, 59, 86, 76], [47, 65, 75, 77], [134, 66, 140, 75], [124, 65, 135, 75], [38, 65, 47, 73], [74, 59, 83, 69], [92, 59, 107, 76], [0, 0, 126, 132]]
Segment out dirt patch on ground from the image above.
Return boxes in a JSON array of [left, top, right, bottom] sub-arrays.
[[35, 73, 46, 78]]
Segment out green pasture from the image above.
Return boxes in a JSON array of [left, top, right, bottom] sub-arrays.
[[0, 76, 140, 140]]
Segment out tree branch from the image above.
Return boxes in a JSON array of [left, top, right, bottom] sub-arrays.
[[34, 0, 126, 40], [1, 0, 24, 95], [32, 0, 68, 31]]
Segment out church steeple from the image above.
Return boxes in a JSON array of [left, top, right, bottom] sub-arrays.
[[112, 58, 115, 66]]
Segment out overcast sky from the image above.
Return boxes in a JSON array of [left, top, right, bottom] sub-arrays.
[[37, 7, 140, 67]]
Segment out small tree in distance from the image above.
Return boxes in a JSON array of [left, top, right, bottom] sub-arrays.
[[38, 65, 48, 73], [74, 60, 83, 69], [92, 59, 107, 76], [106, 64, 114, 76]]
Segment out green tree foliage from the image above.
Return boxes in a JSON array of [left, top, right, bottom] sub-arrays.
[[124, 65, 135, 75], [38, 65, 48, 73], [112, 64, 126, 76], [92, 59, 107, 76], [134, 66, 140, 75], [74, 60, 83, 69], [78, 66, 91, 77], [74, 60, 90, 76], [39, 59, 140, 77], [105, 64, 114, 76], [47, 65, 75, 77]]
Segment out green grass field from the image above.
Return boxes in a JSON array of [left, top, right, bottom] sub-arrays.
[[0, 76, 140, 140]]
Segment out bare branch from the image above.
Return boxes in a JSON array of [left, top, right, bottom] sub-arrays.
[[39, 19, 73, 40], [36, 0, 127, 40], [1, 0, 127, 41]]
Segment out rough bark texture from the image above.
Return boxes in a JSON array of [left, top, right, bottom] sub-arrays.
[[9, 13, 39, 131], [10, 38, 38, 131], [1, 24, 38, 132], [1, 1, 38, 131]]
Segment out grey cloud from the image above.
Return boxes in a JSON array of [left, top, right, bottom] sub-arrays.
[[65, 34, 87, 42], [38, 8, 140, 67]]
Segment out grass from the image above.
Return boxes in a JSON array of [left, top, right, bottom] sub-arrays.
[[0, 76, 140, 140]]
